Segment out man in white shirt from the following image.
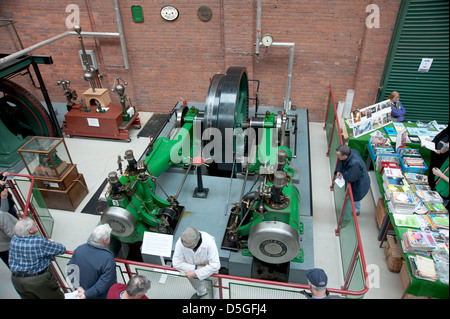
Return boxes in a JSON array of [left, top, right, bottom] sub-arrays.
[[172, 227, 221, 299]]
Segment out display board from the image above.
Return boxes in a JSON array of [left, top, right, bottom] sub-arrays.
[[346, 99, 392, 138]]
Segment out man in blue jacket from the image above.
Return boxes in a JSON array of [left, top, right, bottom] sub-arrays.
[[335, 145, 371, 216], [67, 224, 117, 299]]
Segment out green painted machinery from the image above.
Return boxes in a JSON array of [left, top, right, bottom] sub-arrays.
[[100, 106, 200, 243], [101, 66, 303, 265], [222, 120, 304, 264]]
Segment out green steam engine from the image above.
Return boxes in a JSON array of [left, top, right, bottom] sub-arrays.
[[100, 66, 304, 268]]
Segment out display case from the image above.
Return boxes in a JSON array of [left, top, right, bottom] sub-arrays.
[[18, 137, 88, 211], [18, 137, 72, 179]]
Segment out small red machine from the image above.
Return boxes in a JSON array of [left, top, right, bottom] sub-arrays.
[[62, 82, 141, 142], [60, 25, 140, 141]]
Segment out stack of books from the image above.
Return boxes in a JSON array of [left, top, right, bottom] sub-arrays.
[[398, 148, 427, 170], [370, 135, 394, 153], [383, 167, 403, 179], [424, 203, 448, 214], [410, 184, 432, 192], [402, 229, 438, 254], [404, 172, 428, 185], [389, 191, 421, 214], [426, 214, 449, 229], [408, 255, 438, 282], [382, 171, 411, 198], [415, 190, 444, 204], [376, 154, 400, 174], [368, 136, 395, 161]]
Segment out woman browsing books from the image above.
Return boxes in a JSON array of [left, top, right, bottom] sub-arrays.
[[432, 154, 449, 211], [428, 127, 449, 190]]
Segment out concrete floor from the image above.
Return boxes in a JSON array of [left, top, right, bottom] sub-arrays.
[[0, 113, 404, 299]]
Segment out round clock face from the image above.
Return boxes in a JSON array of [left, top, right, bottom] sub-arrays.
[[262, 34, 273, 47], [161, 5, 179, 21]]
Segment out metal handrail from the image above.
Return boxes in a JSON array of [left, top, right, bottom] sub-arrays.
[[323, 84, 370, 296], [6, 126, 369, 298], [58, 250, 367, 297], [5, 173, 35, 218]]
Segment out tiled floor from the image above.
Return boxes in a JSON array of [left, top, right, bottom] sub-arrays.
[[0, 114, 404, 299]]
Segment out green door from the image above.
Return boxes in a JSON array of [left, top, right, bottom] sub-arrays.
[[377, 0, 449, 124]]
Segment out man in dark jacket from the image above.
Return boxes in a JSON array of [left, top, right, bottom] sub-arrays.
[[67, 224, 117, 299], [335, 145, 371, 216]]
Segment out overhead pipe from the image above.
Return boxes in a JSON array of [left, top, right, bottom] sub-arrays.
[[0, 31, 71, 66], [0, 0, 129, 69], [255, 0, 295, 113]]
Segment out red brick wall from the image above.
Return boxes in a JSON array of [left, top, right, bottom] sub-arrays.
[[0, 0, 400, 122]]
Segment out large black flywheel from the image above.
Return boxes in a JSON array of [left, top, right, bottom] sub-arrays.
[[0, 78, 55, 138], [203, 66, 249, 174]]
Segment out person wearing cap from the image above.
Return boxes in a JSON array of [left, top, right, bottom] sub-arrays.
[[300, 268, 341, 299], [172, 227, 221, 299]]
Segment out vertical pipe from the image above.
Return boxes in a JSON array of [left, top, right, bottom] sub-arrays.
[[255, 0, 262, 56], [284, 44, 294, 112], [323, 88, 332, 130], [114, 0, 129, 70], [219, 0, 225, 58]]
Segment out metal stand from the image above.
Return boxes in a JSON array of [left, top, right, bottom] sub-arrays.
[[193, 166, 209, 198]]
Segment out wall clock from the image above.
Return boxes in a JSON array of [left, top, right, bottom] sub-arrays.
[[161, 5, 179, 21]]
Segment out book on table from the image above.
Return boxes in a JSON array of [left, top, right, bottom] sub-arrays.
[[402, 229, 438, 254], [408, 255, 438, 282], [424, 203, 448, 214], [415, 190, 443, 203], [404, 172, 428, 184], [426, 214, 449, 229]]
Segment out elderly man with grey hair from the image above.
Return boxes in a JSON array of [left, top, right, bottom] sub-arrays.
[[67, 224, 117, 299], [107, 275, 151, 299], [172, 227, 221, 299], [9, 217, 66, 299]]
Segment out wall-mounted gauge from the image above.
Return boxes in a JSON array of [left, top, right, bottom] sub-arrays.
[[261, 34, 274, 47]]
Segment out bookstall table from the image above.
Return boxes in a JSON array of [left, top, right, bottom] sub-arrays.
[[345, 122, 433, 168], [346, 122, 448, 299], [391, 226, 448, 299]]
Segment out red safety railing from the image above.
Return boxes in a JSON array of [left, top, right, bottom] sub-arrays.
[[5, 122, 369, 298], [324, 84, 339, 158], [54, 250, 367, 298], [6, 173, 51, 244], [5, 173, 35, 218], [323, 84, 369, 296]]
